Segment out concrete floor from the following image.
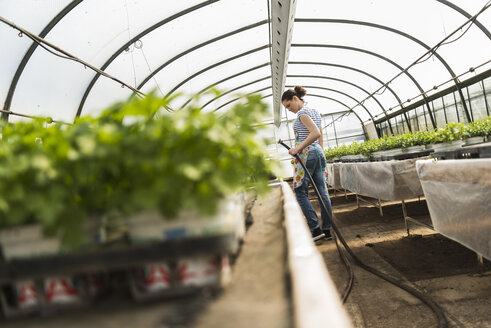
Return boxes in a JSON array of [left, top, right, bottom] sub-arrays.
[[315, 191, 491, 328]]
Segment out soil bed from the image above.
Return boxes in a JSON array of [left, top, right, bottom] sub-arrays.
[[308, 187, 491, 328]]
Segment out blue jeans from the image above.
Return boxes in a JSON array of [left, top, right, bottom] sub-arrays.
[[294, 149, 332, 232]]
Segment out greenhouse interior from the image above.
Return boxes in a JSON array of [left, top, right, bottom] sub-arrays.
[[0, 0, 490, 327]]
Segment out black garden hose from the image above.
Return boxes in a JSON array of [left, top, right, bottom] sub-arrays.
[[278, 139, 447, 328]]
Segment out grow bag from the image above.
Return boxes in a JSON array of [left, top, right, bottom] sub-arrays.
[[416, 158, 491, 260]]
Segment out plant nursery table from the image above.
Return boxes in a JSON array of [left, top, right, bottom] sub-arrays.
[[338, 159, 427, 229], [416, 158, 491, 265]]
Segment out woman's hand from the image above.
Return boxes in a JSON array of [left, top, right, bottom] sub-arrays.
[[289, 146, 301, 156]]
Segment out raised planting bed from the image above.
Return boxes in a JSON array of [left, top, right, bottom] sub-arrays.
[[433, 141, 491, 160], [0, 205, 243, 317], [0, 93, 276, 318]]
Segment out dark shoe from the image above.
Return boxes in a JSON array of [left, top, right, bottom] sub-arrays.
[[323, 230, 333, 241], [312, 227, 325, 241]]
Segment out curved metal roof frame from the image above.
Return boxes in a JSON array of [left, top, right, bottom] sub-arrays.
[[258, 93, 354, 125], [143, 7, 487, 126], [77, 19, 269, 117], [163, 45, 269, 98], [76, 1, 222, 117], [136, 17, 468, 129], [179, 62, 271, 109], [2, 0, 220, 121], [287, 75, 376, 120], [1, 0, 84, 120], [437, 0, 491, 38], [2, 0, 488, 125], [213, 87, 365, 129], [286, 84, 372, 117], [212, 86, 272, 112], [161, 43, 386, 118], [200, 76, 271, 109], [66, 3, 491, 124], [292, 43, 435, 129], [294, 19, 472, 125], [290, 61, 402, 133], [179, 60, 397, 134], [198, 76, 373, 118], [144, 41, 426, 129]]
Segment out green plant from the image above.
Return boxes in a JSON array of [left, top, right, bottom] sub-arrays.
[[325, 116, 490, 160], [411, 131, 432, 146], [0, 92, 276, 248], [462, 118, 489, 139], [398, 133, 414, 148], [432, 122, 463, 143]]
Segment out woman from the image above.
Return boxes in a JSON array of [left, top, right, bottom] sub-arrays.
[[282, 86, 332, 241]]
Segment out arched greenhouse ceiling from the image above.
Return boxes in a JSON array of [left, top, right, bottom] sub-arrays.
[[0, 0, 490, 134]]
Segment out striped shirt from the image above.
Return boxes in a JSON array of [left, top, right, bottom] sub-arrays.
[[294, 106, 322, 144]]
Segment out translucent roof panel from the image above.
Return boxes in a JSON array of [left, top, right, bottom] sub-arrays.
[[0, 0, 271, 122], [0, 0, 489, 143], [292, 0, 491, 120]]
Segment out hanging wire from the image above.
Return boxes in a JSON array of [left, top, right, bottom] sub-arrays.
[[0, 15, 146, 99], [415, 16, 477, 66], [375, 83, 389, 95], [414, 50, 437, 65], [440, 17, 477, 46], [124, 0, 137, 88], [140, 44, 167, 100], [0, 108, 72, 125]]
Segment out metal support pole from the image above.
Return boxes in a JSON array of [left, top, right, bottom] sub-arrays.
[[482, 80, 490, 116], [402, 200, 410, 236], [441, 95, 449, 125], [453, 92, 462, 122], [466, 87, 474, 122], [477, 254, 484, 274]]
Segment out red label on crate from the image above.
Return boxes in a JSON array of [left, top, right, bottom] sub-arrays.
[[45, 278, 77, 302], [16, 281, 37, 307], [145, 266, 171, 285], [178, 257, 218, 286], [178, 263, 197, 282]]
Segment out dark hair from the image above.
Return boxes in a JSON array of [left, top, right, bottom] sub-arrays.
[[281, 86, 307, 102]]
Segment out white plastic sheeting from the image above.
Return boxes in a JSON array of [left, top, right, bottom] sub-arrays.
[[416, 158, 491, 260], [339, 159, 424, 201], [326, 163, 341, 189]]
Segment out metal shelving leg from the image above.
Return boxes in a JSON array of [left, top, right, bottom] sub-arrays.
[[402, 200, 410, 236], [477, 254, 485, 274]]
